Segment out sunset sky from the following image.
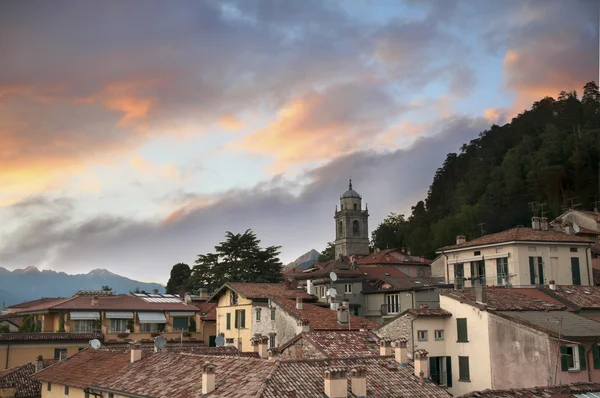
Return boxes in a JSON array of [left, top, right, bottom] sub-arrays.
[[0, 0, 598, 284]]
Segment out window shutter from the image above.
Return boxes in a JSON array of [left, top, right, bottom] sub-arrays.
[[560, 346, 569, 371], [571, 258, 581, 285], [226, 313, 231, 330], [593, 345, 600, 369], [579, 345, 587, 370], [496, 259, 502, 285], [457, 319, 468, 342], [537, 257, 544, 284], [529, 257, 536, 285], [241, 310, 246, 328], [234, 310, 239, 328], [446, 358, 452, 387]]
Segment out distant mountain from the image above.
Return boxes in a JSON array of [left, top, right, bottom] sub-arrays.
[[0, 267, 164, 306], [284, 249, 320, 271]]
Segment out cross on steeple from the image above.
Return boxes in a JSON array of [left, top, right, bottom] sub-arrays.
[[349, 178, 352, 190]]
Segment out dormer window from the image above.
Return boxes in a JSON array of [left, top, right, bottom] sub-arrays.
[[230, 292, 239, 306]]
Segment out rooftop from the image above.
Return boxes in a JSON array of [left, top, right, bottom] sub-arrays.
[[32, 349, 130, 389], [261, 356, 450, 398], [93, 353, 277, 398], [438, 227, 591, 252], [0, 359, 56, 398], [195, 301, 217, 320], [7, 297, 66, 310], [279, 330, 381, 358], [356, 266, 408, 279], [405, 308, 453, 317], [0, 332, 103, 342], [364, 276, 449, 293], [101, 345, 259, 357], [215, 282, 312, 300], [292, 260, 363, 280], [357, 249, 431, 266], [440, 287, 567, 311], [274, 298, 379, 330], [498, 311, 600, 338], [459, 382, 600, 397], [0, 313, 24, 328], [544, 285, 600, 309]]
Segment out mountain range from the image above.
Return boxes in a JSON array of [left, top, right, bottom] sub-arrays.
[[0, 266, 164, 307], [284, 249, 320, 271]]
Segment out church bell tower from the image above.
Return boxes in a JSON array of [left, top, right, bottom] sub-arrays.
[[334, 179, 370, 259]]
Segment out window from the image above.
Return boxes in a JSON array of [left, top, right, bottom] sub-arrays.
[[256, 308, 261, 322], [593, 345, 600, 370], [529, 257, 544, 285], [344, 284, 352, 294], [417, 330, 428, 341], [571, 258, 581, 285], [549, 246, 558, 252], [386, 294, 399, 314], [321, 286, 326, 298], [417, 267, 424, 277], [352, 220, 360, 236], [570, 247, 578, 253], [271, 309, 276, 321], [338, 221, 343, 236], [269, 333, 276, 348], [454, 263, 464, 288], [173, 317, 188, 331], [561, 345, 586, 371], [496, 257, 509, 286], [353, 203, 357, 210], [65, 385, 70, 395], [54, 348, 67, 360], [458, 356, 470, 381], [234, 309, 246, 329], [528, 246, 537, 252], [470, 261, 485, 285], [109, 394, 114, 398], [47, 383, 51, 391], [435, 330, 444, 340], [74, 320, 97, 333], [457, 318, 468, 342], [225, 338, 234, 345], [226, 313, 231, 330], [140, 323, 162, 333], [110, 319, 127, 333], [473, 251, 481, 256], [230, 291, 239, 305]]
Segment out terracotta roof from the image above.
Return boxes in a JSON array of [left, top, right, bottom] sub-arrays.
[[363, 276, 449, 293], [357, 250, 431, 266], [292, 260, 364, 280], [273, 298, 379, 331], [196, 302, 217, 320], [439, 287, 567, 311], [0, 313, 23, 327], [594, 269, 600, 286], [0, 332, 103, 342], [459, 382, 600, 397], [497, 311, 600, 338], [93, 353, 277, 398], [405, 308, 452, 317], [356, 266, 408, 279], [438, 227, 591, 251], [7, 297, 66, 310], [101, 345, 259, 357], [19, 294, 198, 314], [578, 210, 600, 221], [261, 356, 450, 398], [32, 349, 130, 388], [0, 360, 56, 398], [220, 283, 312, 300], [577, 226, 600, 235], [544, 285, 600, 309], [280, 331, 381, 358]]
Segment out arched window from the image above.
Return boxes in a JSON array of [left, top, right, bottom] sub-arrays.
[[353, 204, 357, 210], [338, 221, 343, 236], [353, 220, 359, 236]]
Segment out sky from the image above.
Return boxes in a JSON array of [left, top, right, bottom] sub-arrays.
[[0, 0, 598, 284]]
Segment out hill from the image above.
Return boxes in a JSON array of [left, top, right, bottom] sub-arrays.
[[0, 266, 164, 306], [371, 81, 600, 258], [284, 249, 320, 271]]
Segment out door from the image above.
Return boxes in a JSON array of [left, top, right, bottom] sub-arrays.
[[429, 357, 448, 387], [430, 357, 440, 385], [571, 258, 581, 285], [529, 257, 543, 285], [550, 257, 558, 282], [470, 261, 485, 286]]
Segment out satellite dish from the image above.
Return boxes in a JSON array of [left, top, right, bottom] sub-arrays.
[[89, 339, 101, 349], [573, 224, 580, 234], [215, 336, 225, 347], [154, 336, 167, 351], [329, 272, 338, 282]]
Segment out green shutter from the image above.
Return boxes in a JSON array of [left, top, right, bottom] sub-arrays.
[[226, 313, 231, 330], [241, 310, 246, 328], [579, 345, 587, 370], [593, 345, 600, 369], [560, 346, 569, 371], [529, 257, 536, 285], [457, 318, 468, 342], [537, 257, 544, 285], [458, 356, 470, 381], [173, 317, 188, 330], [446, 358, 452, 387], [496, 259, 502, 285], [234, 310, 239, 328], [571, 258, 581, 285]]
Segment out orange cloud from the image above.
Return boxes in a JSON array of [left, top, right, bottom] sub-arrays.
[[218, 115, 244, 131], [130, 155, 190, 182]]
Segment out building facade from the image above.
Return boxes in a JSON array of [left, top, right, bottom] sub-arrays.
[[334, 180, 369, 258]]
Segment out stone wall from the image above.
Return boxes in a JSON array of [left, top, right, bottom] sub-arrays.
[[430, 256, 445, 279], [279, 337, 326, 360], [375, 313, 415, 356]]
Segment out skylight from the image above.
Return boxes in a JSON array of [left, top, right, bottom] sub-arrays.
[[414, 281, 422, 284], [564, 290, 573, 294], [584, 291, 591, 295], [384, 272, 390, 276]]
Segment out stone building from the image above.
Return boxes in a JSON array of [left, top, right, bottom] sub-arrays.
[[334, 180, 369, 259]]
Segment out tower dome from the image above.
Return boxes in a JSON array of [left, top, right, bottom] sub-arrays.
[[341, 179, 361, 199]]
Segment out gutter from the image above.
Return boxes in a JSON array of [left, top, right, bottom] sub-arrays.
[[586, 245, 592, 286], [4, 343, 9, 370]]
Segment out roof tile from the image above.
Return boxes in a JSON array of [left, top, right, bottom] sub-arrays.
[[459, 381, 600, 397], [440, 287, 567, 311], [0, 360, 56, 398]]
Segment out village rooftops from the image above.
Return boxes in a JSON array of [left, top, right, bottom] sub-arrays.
[[439, 287, 568, 311], [363, 276, 450, 294], [0, 313, 23, 328], [437, 227, 591, 252], [91, 352, 277, 398], [542, 285, 600, 310], [357, 266, 408, 279], [0, 332, 103, 342], [195, 301, 217, 320], [459, 382, 600, 397], [273, 298, 379, 330], [404, 307, 453, 317], [209, 282, 312, 301], [292, 259, 364, 280], [100, 345, 260, 357], [277, 330, 381, 358], [497, 310, 600, 339], [0, 359, 56, 398], [261, 356, 450, 398], [357, 249, 432, 265]]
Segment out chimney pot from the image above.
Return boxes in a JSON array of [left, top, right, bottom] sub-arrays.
[[401, 247, 405, 253], [393, 338, 408, 364], [336, 306, 349, 325], [407, 248, 411, 256], [152, 288, 159, 294], [350, 367, 367, 398], [91, 296, 98, 306], [202, 363, 216, 395], [532, 216, 541, 230], [456, 235, 466, 245], [36, 355, 44, 372], [130, 343, 142, 363], [379, 338, 392, 356], [414, 349, 429, 379], [419, 371, 424, 385], [324, 367, 348, 398], [549, 280, 556, 290], [296, 297, 303, 310], [251, 335, 270, 359], [540, 217, 549, 231]]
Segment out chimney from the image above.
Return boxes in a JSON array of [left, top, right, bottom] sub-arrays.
[[414, 349, 429, 379], [251, 335, 269, 359], [198, 288, 208, 299], [130, 343, 142, 363], [531, 216, 541, 230], [336, 306, 349, 325], [324, 367, 348, 398], [296, 319, 310, 332], [407, 248, 412, 256], [91, 296, 98, 306], [296, 297, 303, 310], [540, 217, 549, 231], [178, 289, 186, 298], [152, 288, 159, 294], [401, 247, 405, 253], [202, 363, 216, 395], [549, 280, 556, 290], [306, 279, 315, 295], [419, 371, 424, 385], [350, 367, 367, 398], [36, 355, 44, 372], [475, 285, 487, 305], [419, 255, 425, 263], [379, 338, 392, 356], [393, 338, 408, 364], [456, 235, 466, 245]]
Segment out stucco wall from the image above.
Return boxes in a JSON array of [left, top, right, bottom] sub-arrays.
[[552, 340, 600, 385], [0, 344, 84, 371], [488, 313, 552, 389], [41, 383, 87, 398], [412, 317, 447, 358], [431, 256, 445, 278], [216, 289, 253, 351]]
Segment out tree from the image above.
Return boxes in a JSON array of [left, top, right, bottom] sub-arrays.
[[0, 324, 9, 333], [130, 287, 148, 294], [19, 315, 39, 333], [166, 263, 191, 294], [188, 229, 283, 292], [317, 242, 335, 262], [101, 285, 112, 292]]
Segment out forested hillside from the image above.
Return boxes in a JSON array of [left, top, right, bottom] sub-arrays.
[[371, 82, 600, 258]]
